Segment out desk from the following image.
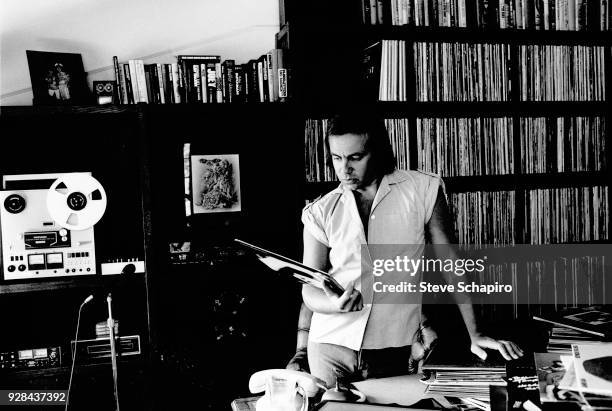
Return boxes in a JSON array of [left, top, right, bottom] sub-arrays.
[[231, 375, 443, 410], [352, 374, 430, 406]]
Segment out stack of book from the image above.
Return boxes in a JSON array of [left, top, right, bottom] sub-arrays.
[[422, 345, 507, 409], [534, 306, 612, 354], [111, 49, 288, 105]]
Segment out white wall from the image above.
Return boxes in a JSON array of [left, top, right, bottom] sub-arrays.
[[0, 0, 279, 105]]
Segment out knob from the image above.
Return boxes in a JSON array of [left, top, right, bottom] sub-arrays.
[[4, 194, 26, 214], [121, 263, 136, 275]]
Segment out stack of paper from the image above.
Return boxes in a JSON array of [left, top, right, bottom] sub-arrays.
[[534, 307, 612, 355], [534, 345, 612, 409], [422, 346, 507, 409]]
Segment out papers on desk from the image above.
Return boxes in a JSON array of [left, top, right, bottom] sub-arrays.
[[533, 346, 612, 410], [533, 306, 612, 341], [421, 346, 506, 408], [571, 343, 612, 396], [546, 326, 609, 355]]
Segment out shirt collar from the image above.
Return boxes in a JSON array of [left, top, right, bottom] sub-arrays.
[[331, 169, 407, 194]]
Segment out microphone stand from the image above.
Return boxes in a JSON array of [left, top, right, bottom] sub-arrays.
[[65, 294, 94, 411], [107, 293, 120, 411]]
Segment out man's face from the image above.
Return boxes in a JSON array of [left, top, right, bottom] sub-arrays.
[[329, 133, 376, 190]]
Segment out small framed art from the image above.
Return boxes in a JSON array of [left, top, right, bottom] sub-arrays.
[[190, 154, 241, 214], [26, 50, 91, 105]]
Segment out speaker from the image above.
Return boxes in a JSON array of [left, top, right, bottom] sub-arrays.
[[93, 81, 117, 105]]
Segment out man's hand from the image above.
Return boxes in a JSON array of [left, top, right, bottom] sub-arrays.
[[322, 281, 363, 313], [286, 348, 309, 372], [470, 334, 524, 361]]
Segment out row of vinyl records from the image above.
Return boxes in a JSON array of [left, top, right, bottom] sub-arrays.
[[111, 49, 288, 105], [449, 186, 609, 245], [361, 0, 612, 31], [366, 41, 607, 101], [418, 116, 606, 175], [304, 117, 606, 180], [471, 257, 609, 322]]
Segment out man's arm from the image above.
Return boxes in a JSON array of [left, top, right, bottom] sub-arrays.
[[286, 302, 313, 372], [426, 187, 523, 361], [301, 229, 363, 314], [286, 228, 362, 370]]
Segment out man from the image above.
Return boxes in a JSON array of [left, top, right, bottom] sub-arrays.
[[291, 111, 522, 387]]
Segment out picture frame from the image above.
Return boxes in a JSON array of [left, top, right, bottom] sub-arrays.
[[190, 154, 241, 214], [26, 50, 92, 105]]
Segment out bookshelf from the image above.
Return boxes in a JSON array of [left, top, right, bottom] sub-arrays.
[[284, 1, 612, 321]]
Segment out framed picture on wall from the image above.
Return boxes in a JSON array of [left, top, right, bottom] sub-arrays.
[[190, 154, 241, 214], [26, 50, 92, 105]]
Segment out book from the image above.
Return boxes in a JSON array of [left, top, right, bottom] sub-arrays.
[[215, 61, 223, 103], [234, 65, 245, 103], [123, 63, 135, 104], [534, 308, 612, 340], [234, 239, 344, 295], [163, 64, 173, 104], [127, 60, 141, 103], [171, 63, 181, 104], [156, 63, 166, 104], [222, 59, 235, 103], [177, 55, 220, 103], [205, 61, 218, 103], [257, 58, 265, 102], [134, 59, 149, 103], [143, 64, 154, 103], [247, 59, 260, 102], [112, 56, 124, 104], [268, 49, 284, 102]]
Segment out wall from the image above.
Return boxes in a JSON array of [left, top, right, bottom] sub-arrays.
[[0, 0, 279, 105]]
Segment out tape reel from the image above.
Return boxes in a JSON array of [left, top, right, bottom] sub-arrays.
[[46, 173, 107, 230]]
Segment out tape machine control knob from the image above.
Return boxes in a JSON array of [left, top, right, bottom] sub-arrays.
[[18, 265, 26, 272], [7, 265, 15, 272], [4, 194, 26, 214]]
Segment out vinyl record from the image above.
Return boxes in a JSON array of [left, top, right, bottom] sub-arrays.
[[46, 173, 107, 230]]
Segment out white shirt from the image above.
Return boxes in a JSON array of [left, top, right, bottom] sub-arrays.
[[301, 169, 442, 351]]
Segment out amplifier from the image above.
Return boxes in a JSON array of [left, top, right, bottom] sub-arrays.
[[71, 335, 140, 363], [0, 346, 61, 371]]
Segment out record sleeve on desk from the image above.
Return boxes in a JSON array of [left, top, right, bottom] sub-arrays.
[[533, 308, 612, 340], [422, 345, 506, 372], [571, 343, 612, 395]]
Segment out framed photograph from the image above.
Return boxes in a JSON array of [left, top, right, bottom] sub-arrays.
[[190, 154, 241, 214], [26, 50, 91, 105]]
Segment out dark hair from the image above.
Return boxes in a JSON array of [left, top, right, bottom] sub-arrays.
[[325, 111, 396, 176]]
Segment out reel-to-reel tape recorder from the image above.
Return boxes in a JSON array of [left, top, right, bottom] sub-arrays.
[[0, 172, 107, 280]]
